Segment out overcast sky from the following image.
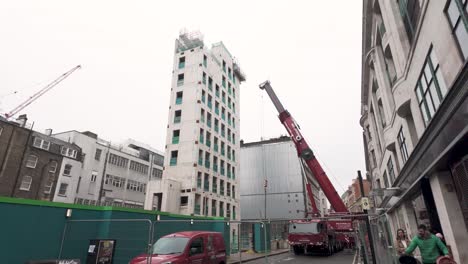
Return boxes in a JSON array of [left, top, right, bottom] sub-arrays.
[[0, 0, 364, 193]]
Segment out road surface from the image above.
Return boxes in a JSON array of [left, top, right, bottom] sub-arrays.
[[248, 250, 356, 264]]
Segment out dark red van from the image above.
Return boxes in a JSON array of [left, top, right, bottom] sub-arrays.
[[129, 231, 226, 264]]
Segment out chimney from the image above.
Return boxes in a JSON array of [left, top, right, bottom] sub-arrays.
[[45, 129, 53, 136], [16, 114, 28, 127]]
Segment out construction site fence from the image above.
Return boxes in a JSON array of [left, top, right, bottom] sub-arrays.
[[58, 219, 276, 264]]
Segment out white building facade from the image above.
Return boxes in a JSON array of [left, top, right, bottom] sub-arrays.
[[361, 0, 467, 263], [240, 137, 327, 220], [54, 130, 164, 208], [148, 31, 245, 220]]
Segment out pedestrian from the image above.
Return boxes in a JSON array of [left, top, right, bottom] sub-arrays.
[[405, 224, 449, 264], [395, 228, 411, 255]]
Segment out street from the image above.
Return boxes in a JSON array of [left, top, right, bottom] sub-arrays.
[[247, 250, 356, 264]]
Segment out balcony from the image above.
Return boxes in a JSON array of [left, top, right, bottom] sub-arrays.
[[170, 158, 177, 166], [172, 137, 179, 144]]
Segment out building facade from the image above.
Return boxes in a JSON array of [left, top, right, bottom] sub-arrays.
[[361, 0, 467, 263], [53, 131, 164, 208], [240, 137, 327, 220], [147, 30, 246, 220], [0, 116, 83, 202], [341, 178, 371, 213]]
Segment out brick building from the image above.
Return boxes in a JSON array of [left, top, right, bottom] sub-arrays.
[[0, 116, 82, 201]]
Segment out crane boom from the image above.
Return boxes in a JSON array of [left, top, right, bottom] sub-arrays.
[[259, 80, 349, 213], [4, 65, 81, 120]]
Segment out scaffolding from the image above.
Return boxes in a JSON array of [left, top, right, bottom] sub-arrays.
[[176, 29, 204, 52]]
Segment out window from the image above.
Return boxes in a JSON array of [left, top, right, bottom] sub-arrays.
[[208, 95, 213, 110], [19, 176, 32, 191], [91, 171, 98, 182], [212, 176, 218, 193], [49, 161, 58, 173], [378, 99, 386, 127], [222, 76, 226, 88], [152, 168, 163, 179], [0, 126, 3, 136], [370, 150, 377, 168], [398, 127, 409, 163], [153, 154, 164, 166], [63, 164, 72, 176], [177, 73, 184, 86], [44, 181, 53, 194], [202, 72, 207, 84], [105, 174, 125, 188], [170, 151, 178, 166], [200, 108, 205, 123], [222, 60, 226, 72], [203, 55, 207, 67], [61, 147, 78, 159], [58, 183, 68, 196], [33, 137, 50, 150], [130, 161, 149, 174], [178, 56, 185, 69], [198, 149, 203, 166], [207, 113, 212, 128], [382, 172, 389, 188], [126, 179, 146, 192], [181, 196, 188, 206], [172, 129, 180, 144], [208, 77, 213, 90], [95, 149, 102, 161], [445, 0, 468, 59], [199, 128, 204, 143], [202, 90, 206, 103], [197, 172, 202, 188], [387, 158, 396, 184], [212, 200, 217, 216], [174, 110, 182, 124], [189, 238, 203, 255], [26, 155, 38, 168], [415, 47, 447, 125], [204, 173, 210, 192], [398, 0, 421, 42], [176, 92, 183, 105], [108, 153, 129, 168]]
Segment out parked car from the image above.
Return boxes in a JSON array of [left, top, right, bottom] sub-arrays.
[[129, 231, 226, 264]]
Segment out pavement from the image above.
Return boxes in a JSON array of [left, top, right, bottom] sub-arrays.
[[228, 249, 357, 264], [227, 249, 290, 264]]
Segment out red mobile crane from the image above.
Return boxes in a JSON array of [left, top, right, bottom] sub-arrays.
[[3, 65, 81, 120], [259, 80, 354, 255]]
